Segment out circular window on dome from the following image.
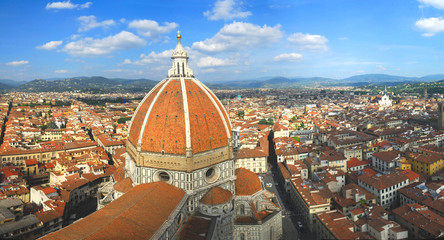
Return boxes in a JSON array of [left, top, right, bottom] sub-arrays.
[[205, 167, 220, 183], [154, 171, 171, 182]]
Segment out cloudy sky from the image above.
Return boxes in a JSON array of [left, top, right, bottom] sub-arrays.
[[1, 0, 444, 82]]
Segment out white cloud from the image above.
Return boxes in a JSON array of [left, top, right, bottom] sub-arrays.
[[273, 53, 303, 62], [418, 0, 444, 9], [63, 31, 146, 56], [124, 49, 173, 65], [55, 69, 67, 73], [6, 60, 29, 66], [197, 56, 235, 67], [376, 65, 386, 71], [415, 17, 444, 36], [104, 69, 144, 75], [202, 68, 217, 72], [122, 59, 132, 64], [204, 0, 252, 21], [128, 19, 178, 39], [77, 15, 116, 32], [192, 21, 283, 53], [288, 33, 329, 51], [36, 40, 63, 50], [46, 1, 92, 10]]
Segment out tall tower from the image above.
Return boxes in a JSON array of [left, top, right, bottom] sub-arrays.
[[439, 102, 444, 129], [124, 32, 236, 238]]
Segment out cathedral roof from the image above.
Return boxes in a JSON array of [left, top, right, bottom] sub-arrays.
[[127, 33, 231, 156], [42, 181, 185, 240], [200, 186, 233, 205], [235, 168, 262, 196]]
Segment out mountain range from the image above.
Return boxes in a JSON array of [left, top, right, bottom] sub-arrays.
[[1, 74, 443, 92]]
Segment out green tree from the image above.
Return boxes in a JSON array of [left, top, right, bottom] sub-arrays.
[[117, 117, 131, 124], [258, 119, 268, 125], [237, 110, 245, 119]]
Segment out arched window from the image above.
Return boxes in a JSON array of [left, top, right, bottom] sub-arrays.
[[239, 204, 245, 215], [177, 62, 180, 76], [240, 233, 245, 240]]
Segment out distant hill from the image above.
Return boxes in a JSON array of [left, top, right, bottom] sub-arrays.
[[0, 82, 13, 91], [0, 79, 26, 88], [5, 73, 444, 92], [15, 76, 159, 93]]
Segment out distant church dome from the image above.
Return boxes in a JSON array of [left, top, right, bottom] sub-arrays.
[[126, 32, 232, 172]]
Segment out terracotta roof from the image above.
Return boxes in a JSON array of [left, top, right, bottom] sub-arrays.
[[237, 148, 267, 159], [35, 210, 62, 223], [200, 186, 232, 205], [43, 181, 186, 240], [392, 203, 444, 238], [358, 171, 409, 190], [320, 150, 346, 162], [347, 158, 371, 169], [128, 78, 231, 155], [113, 166, 126, 182], [371, 150, 401, 163], [25, 158, 38, 166], [42, 187, 57, 195], [113, 177, 133, 193], [235, 168, 262, 196], [179, 216, 211, 240], [278, 162, 291, 179]]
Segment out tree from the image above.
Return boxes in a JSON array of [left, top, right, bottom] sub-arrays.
[[259, 118, 274, 125], [258, 119, 268, 125], [237, 110, 245, 119], [300, 123, 305, 129], [117, 117, 131, 124]]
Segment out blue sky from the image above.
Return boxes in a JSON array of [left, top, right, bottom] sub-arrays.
[[1, 0, 444, 82]]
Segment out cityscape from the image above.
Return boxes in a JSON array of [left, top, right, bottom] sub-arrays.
[[1, 1, 444, 240]]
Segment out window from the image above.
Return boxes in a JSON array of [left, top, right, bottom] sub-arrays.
[[240, 204, 245, 215], [157, 171, 170, 182]]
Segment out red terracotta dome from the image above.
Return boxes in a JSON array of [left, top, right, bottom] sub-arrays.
[[128, 78, 231, 155], [235, 168, 262, 196], [200, 186, 233, 205], [127, 34, 231, 157]]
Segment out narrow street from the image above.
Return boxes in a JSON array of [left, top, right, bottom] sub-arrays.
[[0, 100, 12, 145], [262, 131, 302, 240], [263, 131, 318, 240]]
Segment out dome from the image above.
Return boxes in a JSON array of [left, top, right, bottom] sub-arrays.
[[128, 78, 231, 155], [126, 32, 232, 172], [235, 168, 262, 196], [200, 186, 232, 205]]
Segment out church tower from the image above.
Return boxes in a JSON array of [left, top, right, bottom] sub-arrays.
[[124, 32, 236, 238]]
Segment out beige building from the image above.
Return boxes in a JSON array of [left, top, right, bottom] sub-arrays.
[[393, 203, 444, 239], [289, 177, 331, 232], [235, 148, 267, 173], [313, 209, 359, 239]]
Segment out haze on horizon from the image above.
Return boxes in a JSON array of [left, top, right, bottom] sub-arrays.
[[1, 0, 444, 83]]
